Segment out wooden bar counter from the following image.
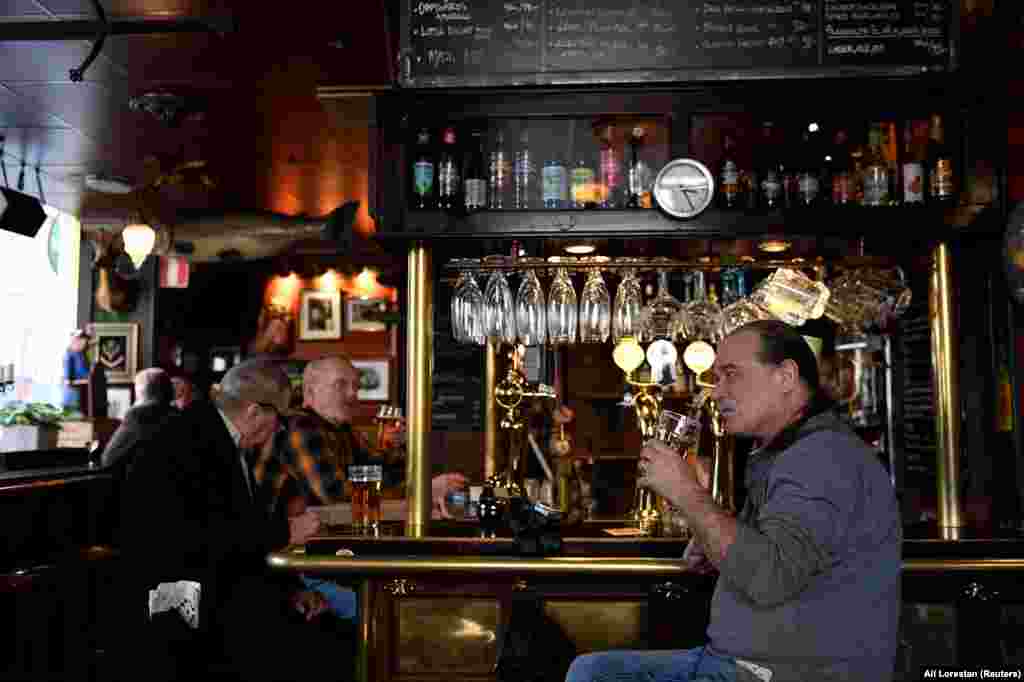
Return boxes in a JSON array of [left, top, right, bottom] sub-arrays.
[[268, 521, 1024, 682]]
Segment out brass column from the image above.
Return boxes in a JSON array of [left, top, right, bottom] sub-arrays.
[[929, 242, 963, 535], [484, 339, 500, 480], [406, 243, 432, 536]]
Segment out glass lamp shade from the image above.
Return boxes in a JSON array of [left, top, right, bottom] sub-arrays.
[[683, 340, 716, 375], [612, 335, 645, 376], [122, 222, 155, 269]]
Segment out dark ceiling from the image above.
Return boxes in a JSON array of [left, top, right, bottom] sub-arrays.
[[0, 0, 394, 222]]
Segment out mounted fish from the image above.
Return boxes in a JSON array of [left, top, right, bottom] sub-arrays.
[[168, 200, 361, 263]]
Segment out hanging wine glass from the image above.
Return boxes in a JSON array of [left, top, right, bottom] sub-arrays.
[[452, 263, 486, 345], [515, 257, 547, 346], [451, 267, 469, 343], [612, 258, 644, 343], [547, 256, 578, 346], [483, 256, 516, 344], [718, 268, 774, 337], [579, 256, 611, 343], [641, 260, 686, 341], [683, 271, 723, 343]]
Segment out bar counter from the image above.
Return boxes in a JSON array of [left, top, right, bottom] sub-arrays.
[[268, 521, 1024, 682]]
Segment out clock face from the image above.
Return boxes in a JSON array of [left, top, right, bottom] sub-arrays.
[[653, 158, 715, 219]]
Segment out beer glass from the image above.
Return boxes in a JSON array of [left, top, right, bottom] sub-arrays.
[[655, 408, 702, 455], [349, 464, 383, 531]]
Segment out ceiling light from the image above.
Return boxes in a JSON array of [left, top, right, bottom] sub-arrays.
[[564, 243, 596, 255], [758, 239, 792, 254], [122, 222, 156, 269], [808, 122, 820, 133]]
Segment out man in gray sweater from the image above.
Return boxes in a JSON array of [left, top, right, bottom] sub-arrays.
[[566, 320, 901, 682]]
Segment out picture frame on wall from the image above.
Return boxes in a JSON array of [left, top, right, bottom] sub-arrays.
[[346, 297, 388, 333], [91, 322, 139, 384], [106, 386, 133, 420], [351, 358, 390, 402], [299, 290, 342, 340]]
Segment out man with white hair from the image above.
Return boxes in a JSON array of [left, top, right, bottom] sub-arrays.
[[101, 367, 176, 472], [253, 353, 466, 516], [119, 357, 349, 682]]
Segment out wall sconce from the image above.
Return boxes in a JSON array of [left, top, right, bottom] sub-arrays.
[[355, 267, 378, 299], [122, 222, 156, 269]]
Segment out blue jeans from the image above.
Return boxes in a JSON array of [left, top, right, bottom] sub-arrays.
[[566, 646, 736, 682]]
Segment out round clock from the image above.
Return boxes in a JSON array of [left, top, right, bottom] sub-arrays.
[[653, 158, 715, 220]]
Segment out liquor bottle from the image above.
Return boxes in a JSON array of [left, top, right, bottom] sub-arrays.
[[796, 129, 821, 207], [598, 125, 623, 208], [542, 155, 568, 209], [437, 126, 461, 210], [927, 114, 955, 206], [718, 134, 741, 209], [411, 128, 435, 209], [862, 124, 889, 207], [627, 126, 652, 208], [571, 153, 596, 209], [828, 128, 854, 205], [513, 128, 537, 209], [756, 122, 783, 210], [489, 130, 511, 209], [464, 130, 488, 212], [880, 121, 899, 205], [849, 129, 866, 205], [901, 120, 925, 205]]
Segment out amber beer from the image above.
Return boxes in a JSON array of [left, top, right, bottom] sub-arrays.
[[349, 464, 383, 530]]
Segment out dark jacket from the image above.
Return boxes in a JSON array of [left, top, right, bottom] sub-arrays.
[[118, 401, 292, 636], [101, 401, 178, 474]]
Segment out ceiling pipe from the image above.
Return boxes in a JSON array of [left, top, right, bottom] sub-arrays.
[[0, 16, 233, 41]]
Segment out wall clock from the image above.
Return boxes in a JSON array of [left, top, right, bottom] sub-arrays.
[[652, 158, 715, 220]]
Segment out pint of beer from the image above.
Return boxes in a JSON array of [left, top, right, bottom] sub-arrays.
[[349, 464, 383, 530]]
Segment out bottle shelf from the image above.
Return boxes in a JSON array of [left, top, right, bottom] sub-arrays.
[[378, 202, 998, 243]]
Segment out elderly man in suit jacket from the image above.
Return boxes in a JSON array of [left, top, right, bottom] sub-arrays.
[[101, 367, 177, 473], [119, 357, 350, 682]]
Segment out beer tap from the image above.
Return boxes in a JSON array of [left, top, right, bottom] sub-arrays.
[[491, 344, 556, 498], [683, 340, 735, 514], [612, 335, 665, 531]]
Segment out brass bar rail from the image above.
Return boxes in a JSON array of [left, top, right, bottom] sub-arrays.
[[268, 551, 1024, 576]]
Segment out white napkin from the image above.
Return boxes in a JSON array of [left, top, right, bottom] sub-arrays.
[[148, 580, 201, 630]]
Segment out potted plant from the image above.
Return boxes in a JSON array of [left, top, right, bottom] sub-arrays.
[[0, 401, 80, 453]]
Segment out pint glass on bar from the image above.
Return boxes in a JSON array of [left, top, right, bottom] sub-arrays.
[[349, 464, 383, 530]]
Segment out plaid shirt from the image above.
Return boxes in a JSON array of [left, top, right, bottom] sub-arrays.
[[252, 408, 363, 512]]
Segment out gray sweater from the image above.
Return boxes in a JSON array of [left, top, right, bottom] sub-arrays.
[[707, 411, 902, 681]]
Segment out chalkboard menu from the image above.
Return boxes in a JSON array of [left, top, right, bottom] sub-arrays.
[[823, 0, 950, 65], [404, 0, 951, 86]]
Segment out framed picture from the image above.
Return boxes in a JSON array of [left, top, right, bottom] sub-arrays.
[[106, 386, 133, 420], [351, 358, 390, 402], [346, 297, 388, 333], [91, 322, 139, 384], [299, 290, 342, 340]]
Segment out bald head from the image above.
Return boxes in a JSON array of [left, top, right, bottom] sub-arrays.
[[303, 354, 360, 424], [134, 368, 173, 406]]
